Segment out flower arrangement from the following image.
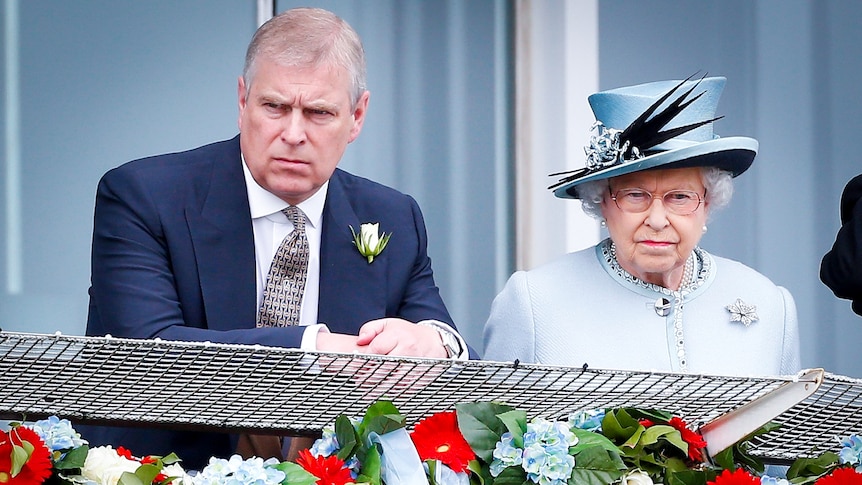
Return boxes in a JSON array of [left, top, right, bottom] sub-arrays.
[[299, 401, 862, 485], [1, 417, 185, 485], [4, 403, 862, 485]]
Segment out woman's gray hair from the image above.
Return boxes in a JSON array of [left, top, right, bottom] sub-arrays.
[[576, 166, 734, 220], [243, 8, 367, 107]]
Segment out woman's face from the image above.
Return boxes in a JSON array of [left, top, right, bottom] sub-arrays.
[[600, 167, 709, 288]]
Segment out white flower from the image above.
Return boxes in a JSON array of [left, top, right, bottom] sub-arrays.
[[162, 463, 193, 485], [81, 446, 140, 485], [622, 469, 655, 485], [350, 222, 391, 263]]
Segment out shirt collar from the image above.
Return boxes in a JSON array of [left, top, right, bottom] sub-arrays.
[[241, 155, 327, 229]]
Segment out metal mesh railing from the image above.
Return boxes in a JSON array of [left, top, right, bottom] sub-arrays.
[[1, 331, 859, 462]]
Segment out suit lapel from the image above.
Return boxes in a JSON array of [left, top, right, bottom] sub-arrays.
[[318, 171, 388, 333], [186, 137, 257, 331]]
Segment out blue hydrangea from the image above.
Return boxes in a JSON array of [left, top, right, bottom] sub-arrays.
[[310, 425, 340, 456], [567, 408, 606, 432], [31, 415, 88, 451], [522, 417, 577, 453], [490, 432, 523, 476], [839, 434, 862, 472], [191, 455, 285, 485], [490, 418, 577, 484], [760, 477, 790, 485], [309, 419, 361, 478]]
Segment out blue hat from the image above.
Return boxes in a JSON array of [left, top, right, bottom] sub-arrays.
[[550, 75, 758, 199]]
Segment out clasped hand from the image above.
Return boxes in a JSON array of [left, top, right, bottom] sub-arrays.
[[316, 317, 447, 358]]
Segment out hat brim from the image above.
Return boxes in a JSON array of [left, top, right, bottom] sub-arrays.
[[554, 136, 758, 199]]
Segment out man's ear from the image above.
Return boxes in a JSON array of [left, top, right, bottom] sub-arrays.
[[348, 90, 371, 143], [237, 76, 248, 130]]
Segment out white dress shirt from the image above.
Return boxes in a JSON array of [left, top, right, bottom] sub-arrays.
[[242, 159, 326, 350], [242, 158, 468, 358]]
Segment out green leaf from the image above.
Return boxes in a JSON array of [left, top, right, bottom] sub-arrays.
[[365, 413, 406, 437], [710, 446, 735, 470], [490, 465, 529, 485], [568, 446, 626, 485], [271, 462, 319, 485], [160, 452, 182, 465], [601, 409, 644, 447], [10, 444, 30, 477], [569, 429, 622, 458], [467, 459, 490, 484], [456, 402, 514, 462], [335, 414, 360, 461], [625, 408, 674, 424], [133, 463, 163, 485], [118, 471, 146, 485], [377, 232, 392, 253], [786, 452, 840, 481], [54, 445, 89, 469], [666, 469, 711, 485], [359, 443, 383, 485], [360, 401, 405, 437], [497, 410, 527, 448]]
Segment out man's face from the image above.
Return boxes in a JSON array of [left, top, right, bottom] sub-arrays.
[[238, 58, 369, 205]]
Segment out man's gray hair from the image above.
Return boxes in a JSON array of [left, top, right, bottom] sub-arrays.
[[243, 7, 367, 107]]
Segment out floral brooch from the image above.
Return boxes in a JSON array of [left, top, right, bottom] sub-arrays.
[[726, 298, 758, 327], [350, 222, 391, 263]]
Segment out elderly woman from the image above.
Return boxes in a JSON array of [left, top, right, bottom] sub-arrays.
[[483, 76, 800, 376]]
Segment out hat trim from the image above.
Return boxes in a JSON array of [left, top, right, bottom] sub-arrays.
[[553, 136, 758, 199]]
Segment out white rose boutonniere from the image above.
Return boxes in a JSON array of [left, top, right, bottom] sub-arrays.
[[350, 222, 391, 263]]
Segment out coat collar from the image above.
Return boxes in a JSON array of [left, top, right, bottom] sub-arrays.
[[187, 136, 258, 331], [318, 170, 388, 332]]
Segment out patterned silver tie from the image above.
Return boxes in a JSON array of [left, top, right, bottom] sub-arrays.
[[257, 206, 309, 327]]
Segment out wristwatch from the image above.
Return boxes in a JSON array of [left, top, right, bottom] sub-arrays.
[[419, 321, 462, 358]]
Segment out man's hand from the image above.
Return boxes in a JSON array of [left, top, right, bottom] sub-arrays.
[[356, 318, 447, 358], [315, 332, 366, 353]]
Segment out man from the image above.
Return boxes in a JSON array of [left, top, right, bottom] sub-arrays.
[[821, 173, 862, 316], [85, 7, 469, 468]]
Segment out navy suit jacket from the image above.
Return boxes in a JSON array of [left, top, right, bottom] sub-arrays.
[[85, 136, 456, 467], [821, 173, 862, 316]]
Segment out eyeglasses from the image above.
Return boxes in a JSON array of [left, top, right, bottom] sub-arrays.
[[610, 187, 705, 215]]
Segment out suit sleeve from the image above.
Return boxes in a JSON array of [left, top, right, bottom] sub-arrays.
[[820, 174, 862, 316], [87, 167, 306, 347], [395, 197, 457, 325]]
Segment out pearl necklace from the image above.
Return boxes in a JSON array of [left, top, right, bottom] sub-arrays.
[[602, 240, 710, 372]]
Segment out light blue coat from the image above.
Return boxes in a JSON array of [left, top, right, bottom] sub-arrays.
[[483, 241, 800, 376]]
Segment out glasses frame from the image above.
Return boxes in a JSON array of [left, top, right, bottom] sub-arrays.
[[609, 185, 706, 215]]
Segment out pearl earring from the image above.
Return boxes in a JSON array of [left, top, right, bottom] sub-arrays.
[[600, 219, 607, 228], [702, 225, 708, 234]]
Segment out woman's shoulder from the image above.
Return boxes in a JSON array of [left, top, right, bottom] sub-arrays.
[[526, 245, 601, 279], [707, 252, 792, 298]]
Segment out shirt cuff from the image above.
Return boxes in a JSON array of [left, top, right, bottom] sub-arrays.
[[301, 324, 330, 351], [417, 320, 469, 360]]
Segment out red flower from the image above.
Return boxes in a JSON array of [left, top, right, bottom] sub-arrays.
[[0, 426, 53, 485], [815, 467, 862, 485], [295, 449, 353, 485], [116, 446, 134, 460], [708, 468, 760, 485], [410, 411, 476, 473], [668, 417, 707, 462]]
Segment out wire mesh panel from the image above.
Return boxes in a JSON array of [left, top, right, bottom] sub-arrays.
[[1, 331, 859, 461]]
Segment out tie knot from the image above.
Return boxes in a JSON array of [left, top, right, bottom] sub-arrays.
[[283, 206, 306, 232]]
